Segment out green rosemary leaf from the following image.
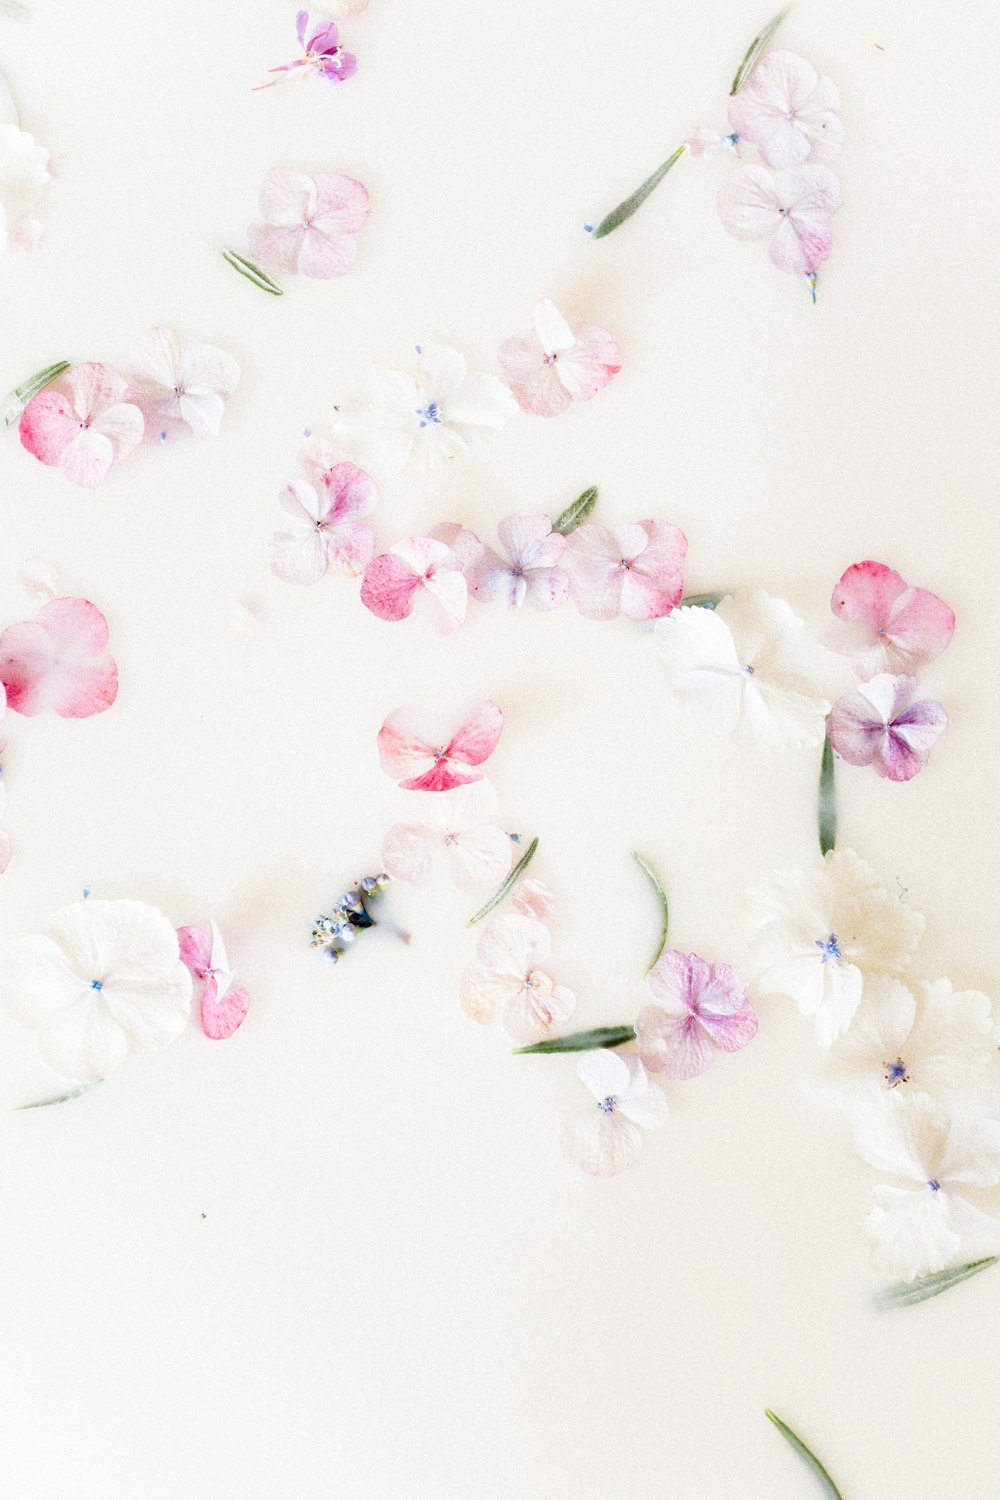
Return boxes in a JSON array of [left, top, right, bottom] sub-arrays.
[[468, 836, 538, 926], [223, 250, 283, 296], [3, 360, 71, 427], [764, 1411, 843, 1499], [633, 851, 668, 974], [876, 1257, 999, 1308], [679, 592, 725, 608], [15, 1085, 91, 1110], [731, 8, 791, 95], [592, 145, 686, 240], [553, 486, 598, 536], [513, 1025, 636, 1055], [818, 737, 836, 857]]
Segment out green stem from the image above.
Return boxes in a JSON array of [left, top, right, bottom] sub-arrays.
[[468, 837, 538, 926], [633, 851, 668, 974], [513, 1025, 636, 1055], [731, 8, 791, 95], [764, 1411, 843, 1499], [222, 250, 283, 296], [818, 736, 836, 857], [592, 145, 686, 240], [876, 1256, 999, 1308]]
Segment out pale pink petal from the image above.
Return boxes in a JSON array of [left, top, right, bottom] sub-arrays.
[[554, 324, 622, 403], [636, 1005, 715, 1078], [460, 963, 514, 1025], [769, 214, 832, 276], [297, 225, 358, 278], [497, 334, 570, 418], [475, 913, 550, 976], [376, 709, 436, 784], [322, 461, 378, 523], [270, 527, 329, 585], [0, 598, 118, 717], [313, 173, 369, 233], [562, 522, 625, 619], [502, 972, 576, 1043], [562, 1112, 644, 1177], [381, 821, 440, 883], [389, 536, 451, 575], [717, 164, 782, 241], [201, 980, 249, 1040], [258, 166, 316, 226], [510, 879, 554, 920], [444, 701, 504, 768], [176, 925, 213, 977], [697, 1001, 759, 1053], [421, 566, 468, 631], [523, 566, 570, 610], [89, 401, 144, 461], [247, 221, 303, 275], [446, 825, 512, 892], [325, 521, 375, 577]]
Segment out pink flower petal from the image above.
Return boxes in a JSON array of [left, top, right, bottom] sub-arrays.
[[313, 173, 369, 233], [381, 821, 441, 883], [297, 223, 358, 278], [829, 562, 956, 676], [0, 598, 118, 717], [325, 521, 375, 577], [565, 519, 687, 621], [177, 924, 213, 977], [553, 324, 622, 403], [827, 674, 947, 782], [18, 390, 79, 465], [635, 1006, 715, 1078], [359, 553, 423, 621], [497, 334, 570, 417], [444, 700, 504, 768], [201, 980, 249, 1040]]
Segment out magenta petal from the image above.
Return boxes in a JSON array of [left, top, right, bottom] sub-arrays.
[[359, 553, 422, 621], [444, 701, 504, 767], [201, 981, 249, 1040], [0, 598, 118, 717], [177, 925, 212, 977], [19, 390, 78, 466], [875, 701, 947, 782], [400, 762, 483, 792], [322, 461, 378, 524], [295, 8, 310, 45]]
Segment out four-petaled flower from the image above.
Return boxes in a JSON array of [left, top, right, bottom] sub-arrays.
[[635, 950, 758, 1079], [377, 700, 503, 792], [357, 344, 518, 474], [128, 327, 241, 439], [497, 299, 622, 418], [270, 461, 378, 584], [717, 163, 843, 276], [853, 1091, 1000, 1281], [260, 11, 357, 88], [728, 50, 843, 169], [826, 674, 947, 782], [460, 913, 576, 1044], [655, 592, 829, 746], [381, 780, 512, 893], [360, 533, 469, 630], [248, 167, 369, 279], [827, 561, 956, 679], [564, 519, 688, 621], [466, 514, 569, 611], [828, 976, 995, 1099], [0, 598, 118, 718], [746, 848, 925, 1045], [19, 362, 144, 489], [0, 899, 192, 1084], [177, 922, 250, 1041], [562, 1048, 669, 1177]]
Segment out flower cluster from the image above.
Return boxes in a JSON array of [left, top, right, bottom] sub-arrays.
[[688, 48, 844, 297], [311, 874, 391, 962], [257, 9, 366, 92], [824, 562, 953, 782], [17, 330, 240, 489]]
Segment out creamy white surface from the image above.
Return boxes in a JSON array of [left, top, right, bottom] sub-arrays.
[[1, 0, 998, 1495]]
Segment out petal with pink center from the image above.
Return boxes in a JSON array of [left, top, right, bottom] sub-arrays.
[[553, 324, 622, 403], [497, 335, 570, 418], [697, 1001, 759, 1053], [503, 975, 576, 1044]]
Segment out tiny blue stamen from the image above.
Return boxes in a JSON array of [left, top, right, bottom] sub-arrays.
[[722, 132, 740, 150], [928, 1179, 941, 1192], [82, 886, 90, 900], [90, 979, 103, 991], [884, 1058, 908, 1087], [416, 402, 442, 427], [743, 664, 755, 675], [598, 1096, 616, 1113], [816, 932, 844, 963], [805, 271, 817, 304], [415, 344, 423, 354], [303, 427, 312, 437], [159, 431, 167, 444], [583, 222, 594, 234]]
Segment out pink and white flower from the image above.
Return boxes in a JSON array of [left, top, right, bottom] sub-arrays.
[[382, 780, 511, 893], [562, 1049, 669, 1177], [177, 922, 249, 1041], [466, 514, 569, 611], [717, 163, 842, 275], [128, 327, 240, 438], [635, 950, 757, 1079], [377, 700, 503, 792], [356, 344, 518, 475], [728, 50, 843, 169], [460, 913, 576, 1044], [853, 1091, 1000, 1281], [497, 299, 622, 418], [270, 461, 377, 584], [19, 362, 143, 489], [0, 598, 118, 718], [360, 533, 469, 630], [683, 125, 742, 158], [827, 562, 956, 679], [563, 519, 687, 621], [258, 11, 357, 88], [248, 167, 368, 279], [826, 674, 947, 782]]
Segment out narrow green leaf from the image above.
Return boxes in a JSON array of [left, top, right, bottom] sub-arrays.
[[731, 8, 791, 95], [223, 250, 283, 296], [818, 736, 836, 856], [633, 851, 668, 974], [468, 836, 538, 926], [3, 360, 71, 427], [765, 1411, 843, 1499], [592, 145, 686, 240], [15, 1085, 91, 1110], [876, 1256, 999, 1308], [514, 1025, 636, 1055], [553, 486, 598, 536], [679, 592, 725, 608]]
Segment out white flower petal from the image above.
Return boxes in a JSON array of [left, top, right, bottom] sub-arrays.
[[575, 1046, 631, 1102]]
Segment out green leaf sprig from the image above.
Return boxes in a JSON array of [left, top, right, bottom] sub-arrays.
[[818, 736, 836, 856], [731, 8, 791, 95], [764, 1410, 843, 1499], [876, 1256, 999, 1308], [633, 851, 668, 974], [553, 486, 598, 535], [514, 1026, 635, 1056], [223, 250, 283, 296], [592, 145, 686, 240], [468, 836, 538, 926], [3, 360, 71, 427]]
